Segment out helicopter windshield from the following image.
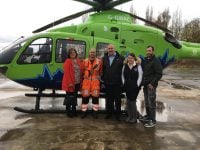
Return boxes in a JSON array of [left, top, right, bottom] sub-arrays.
[[0, 37, 30, 64]]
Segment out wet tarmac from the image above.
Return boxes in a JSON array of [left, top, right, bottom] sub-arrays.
[[0, 64, 200, 150]]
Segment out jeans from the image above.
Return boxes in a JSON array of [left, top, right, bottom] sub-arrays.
[[143, 86, 156, 122]]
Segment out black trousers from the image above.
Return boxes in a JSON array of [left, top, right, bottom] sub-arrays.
[[65, 84, 80, 114], [105, 84, 122, 115]]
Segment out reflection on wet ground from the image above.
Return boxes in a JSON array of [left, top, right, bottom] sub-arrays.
[[0, 65, 200, 149]]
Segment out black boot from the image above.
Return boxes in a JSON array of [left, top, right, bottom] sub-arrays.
[[126, 100, 131, 122], [92, 111, 98, 119], [66, 104, 73, 118], [128, 101, 137, 123], [72, 105, 77, 117], [81, 111, 87, 119]]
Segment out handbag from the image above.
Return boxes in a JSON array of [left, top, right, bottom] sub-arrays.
[[63, 94, 76, 105]]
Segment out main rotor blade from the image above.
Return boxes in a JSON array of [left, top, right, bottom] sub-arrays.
[[106, 0, 132, 9], [73, 0, 100, 8], [115, 9, 172, 33], [33, 8, 94, 33]]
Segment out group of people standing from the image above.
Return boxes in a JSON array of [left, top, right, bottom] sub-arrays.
[[62, 44, 163, 128]]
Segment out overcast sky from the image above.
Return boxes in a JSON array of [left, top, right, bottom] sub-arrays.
[[0, 0, 199, 42]]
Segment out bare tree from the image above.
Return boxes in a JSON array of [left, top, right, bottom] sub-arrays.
[[145, 6, 154, 25], [130, 4, 136, 23], [181, 18, 200, 43], [170, 9, 183, 39], [155, 8, 171, 28], [82, 13, 89, 23]]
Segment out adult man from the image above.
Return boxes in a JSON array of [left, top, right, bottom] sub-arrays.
[[81, 49, 102, 119], [140, 46, 163, 127], [102, 44, 124, 121]]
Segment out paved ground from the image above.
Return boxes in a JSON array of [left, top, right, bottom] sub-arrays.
[[0, 65, 200, 150]]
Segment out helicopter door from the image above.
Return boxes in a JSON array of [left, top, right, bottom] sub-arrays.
[[53, 39, 87, 89]]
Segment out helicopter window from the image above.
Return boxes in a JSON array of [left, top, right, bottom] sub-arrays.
[[56, 39, 86, 63], [96, 42, 109, 58], [110, 27, 119, 32], [18, 38, 52, 64], [0, 37, 28, 64], [164, 33, 182, 49]]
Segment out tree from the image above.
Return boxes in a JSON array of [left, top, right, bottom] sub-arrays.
[[155, 8, 171, 28], [130, 4, 136, 23], [145, 6, 154, 25], [82, 13, 89, 23], [170, 9, 182, 39], [181, 18, 200, 43]]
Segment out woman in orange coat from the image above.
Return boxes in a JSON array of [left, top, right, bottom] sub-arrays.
[[62, 48, 83, 118]]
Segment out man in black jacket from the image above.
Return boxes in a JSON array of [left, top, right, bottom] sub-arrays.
[[102, 44, 124, 121], [140, 46, 163, 127]]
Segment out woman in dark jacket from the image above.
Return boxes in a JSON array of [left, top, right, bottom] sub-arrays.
[[122, 53, 143, 123], [62, 48, 83, 118]]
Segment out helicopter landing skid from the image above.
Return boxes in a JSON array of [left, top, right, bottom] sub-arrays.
[[14, 90, 69, 114], [14, 90, 125, 114], [14, 107, 66, 114]]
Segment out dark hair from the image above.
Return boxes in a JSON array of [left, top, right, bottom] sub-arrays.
[[128, 52, 137, 60], [147, 45, 154, 51], [67, 48, 78, 58]]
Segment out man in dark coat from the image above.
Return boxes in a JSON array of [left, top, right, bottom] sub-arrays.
[[102, 44, 124, 121], [140, 46, 163, 127]]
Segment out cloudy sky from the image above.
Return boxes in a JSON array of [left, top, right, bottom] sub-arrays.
[[0, 0, 199, 43]]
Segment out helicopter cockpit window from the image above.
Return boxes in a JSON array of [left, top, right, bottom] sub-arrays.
[[96, 42, 109, 58], [56, 39, 86, 63], [164, 33, 182, 49], [0, 37, 27, 64], [18, 38, 52, 64]]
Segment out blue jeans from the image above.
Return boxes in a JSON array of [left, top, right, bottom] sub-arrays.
[[143, 86, 156, 122]]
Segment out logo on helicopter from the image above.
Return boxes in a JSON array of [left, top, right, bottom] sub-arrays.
[[107, 15, 130, 22]]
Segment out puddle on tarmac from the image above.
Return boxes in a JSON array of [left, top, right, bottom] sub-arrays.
[[136, 100, 172, 122]]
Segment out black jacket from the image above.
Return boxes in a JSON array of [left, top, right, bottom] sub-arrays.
[[102, 51, 124, 85], [142, 55, 163, 87]]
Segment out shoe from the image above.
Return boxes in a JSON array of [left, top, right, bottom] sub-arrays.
[[92, 111, 98, 119], [138, 115, 149, 122], [81, 112, 87, 119], [115, 115, 121, 121], [125, 117, 130, 122], [128, 119, 137, 124], [105, 114, 112, 119], [67, 112, 73, 118], [144, 120, 156, 128]]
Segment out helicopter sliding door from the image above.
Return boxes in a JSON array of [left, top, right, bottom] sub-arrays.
[[54, 38, 86, 89], [120, 30, 158, 57]]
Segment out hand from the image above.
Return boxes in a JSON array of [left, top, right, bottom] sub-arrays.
[[148, 84, 154, 90], [68, 84, 74, 89]]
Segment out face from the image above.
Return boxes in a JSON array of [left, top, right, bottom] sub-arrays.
[[107, 45, 115, 56], [146, 47, 154, 58], [69, 50, 77, 59], [127, 55, 135, 64], [89, 51, 96, 60]]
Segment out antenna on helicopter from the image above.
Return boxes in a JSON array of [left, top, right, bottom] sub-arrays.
[[32, 0, 172, 33]]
